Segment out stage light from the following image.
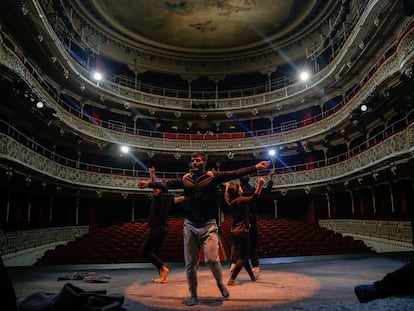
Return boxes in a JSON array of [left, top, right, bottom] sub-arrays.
[[120, 145, 130, 154], [360, 104, 368, 112], [268, 148, 276, 157], [36, 101, 44, 109], [299, 71, 310, 81], [93, 71, 103, 81]]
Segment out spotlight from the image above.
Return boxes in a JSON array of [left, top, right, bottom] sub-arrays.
[[372, 172, 379, 181], [36, 101, 44, 109], [63, 69, 69, 79], [227, 152, 234, 159], [93, 71, 103, 81], [304, 186, 311, 194], [120, 145, 130, 154], [226, 111, 233, 118], [359, 41, 365, 50], [268, 148, 276, 157], [360, 104, 368, 112], [299, 71, 310, 81], [358, 177, 363, 185], [80, 84, 86, 92]]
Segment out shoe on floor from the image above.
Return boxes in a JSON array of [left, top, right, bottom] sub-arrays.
[[354, 284, 381, 303], [187, 296, 198, 306]]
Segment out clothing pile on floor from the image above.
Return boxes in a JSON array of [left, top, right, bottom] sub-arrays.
[[18, 282, 124, 311], [57, 271, 111, 283]]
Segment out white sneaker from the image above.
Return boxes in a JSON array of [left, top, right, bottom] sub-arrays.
[[229, 263, 236, 272]]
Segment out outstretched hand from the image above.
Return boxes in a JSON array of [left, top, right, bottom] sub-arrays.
[[255, 160, 271, 170], [138, 181, 149, 188]]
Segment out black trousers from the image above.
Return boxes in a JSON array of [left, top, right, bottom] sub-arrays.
[[139, 225, 169, 271]]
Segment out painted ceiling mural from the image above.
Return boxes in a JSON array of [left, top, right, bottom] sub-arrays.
[[92, 0, 313, 50]]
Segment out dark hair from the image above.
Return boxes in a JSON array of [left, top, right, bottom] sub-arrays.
[[191, 151, 208, 162], [239, 175, 250, 184], [227, 183, 240, 200]]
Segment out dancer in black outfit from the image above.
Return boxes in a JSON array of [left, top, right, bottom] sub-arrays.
[[225, 177, 265, 286], [139, 167, 184, 283], [229, 172, 274, 276]]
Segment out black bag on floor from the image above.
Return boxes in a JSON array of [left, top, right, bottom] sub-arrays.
[[18, 282, 124, 311]]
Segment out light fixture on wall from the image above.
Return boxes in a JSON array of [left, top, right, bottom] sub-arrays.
[[304, 186, 311, 194], [390, 163, 397, 175], [372, 172, 379, 181]]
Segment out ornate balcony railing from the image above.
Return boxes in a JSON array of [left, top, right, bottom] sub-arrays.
[[1, 116, 413, 191]]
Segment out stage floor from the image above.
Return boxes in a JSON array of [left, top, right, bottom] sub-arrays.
[[8, 252, 414, 310]]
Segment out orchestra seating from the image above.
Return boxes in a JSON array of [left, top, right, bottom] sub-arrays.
[[35, 217, 373, 265]]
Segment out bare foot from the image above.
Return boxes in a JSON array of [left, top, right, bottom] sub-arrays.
[[154, 266, 169, 283]]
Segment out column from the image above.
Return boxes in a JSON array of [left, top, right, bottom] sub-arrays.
[[325, 193, 331, 218], [274, 199, 278, 219]]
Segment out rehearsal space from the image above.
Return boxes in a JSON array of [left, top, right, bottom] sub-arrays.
[[8, 252, 414, 310]]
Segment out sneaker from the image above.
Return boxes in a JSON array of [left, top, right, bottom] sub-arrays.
[[187, 296, 198, 306], [229, 263, 236, 272], [218, 283, 230, 298], [354, 284, 381, 303]]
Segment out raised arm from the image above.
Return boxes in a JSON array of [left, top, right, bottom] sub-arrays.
[[224, 182, 231, 205], [255, 178, 265, 196], [149, 166, 161, 196]]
